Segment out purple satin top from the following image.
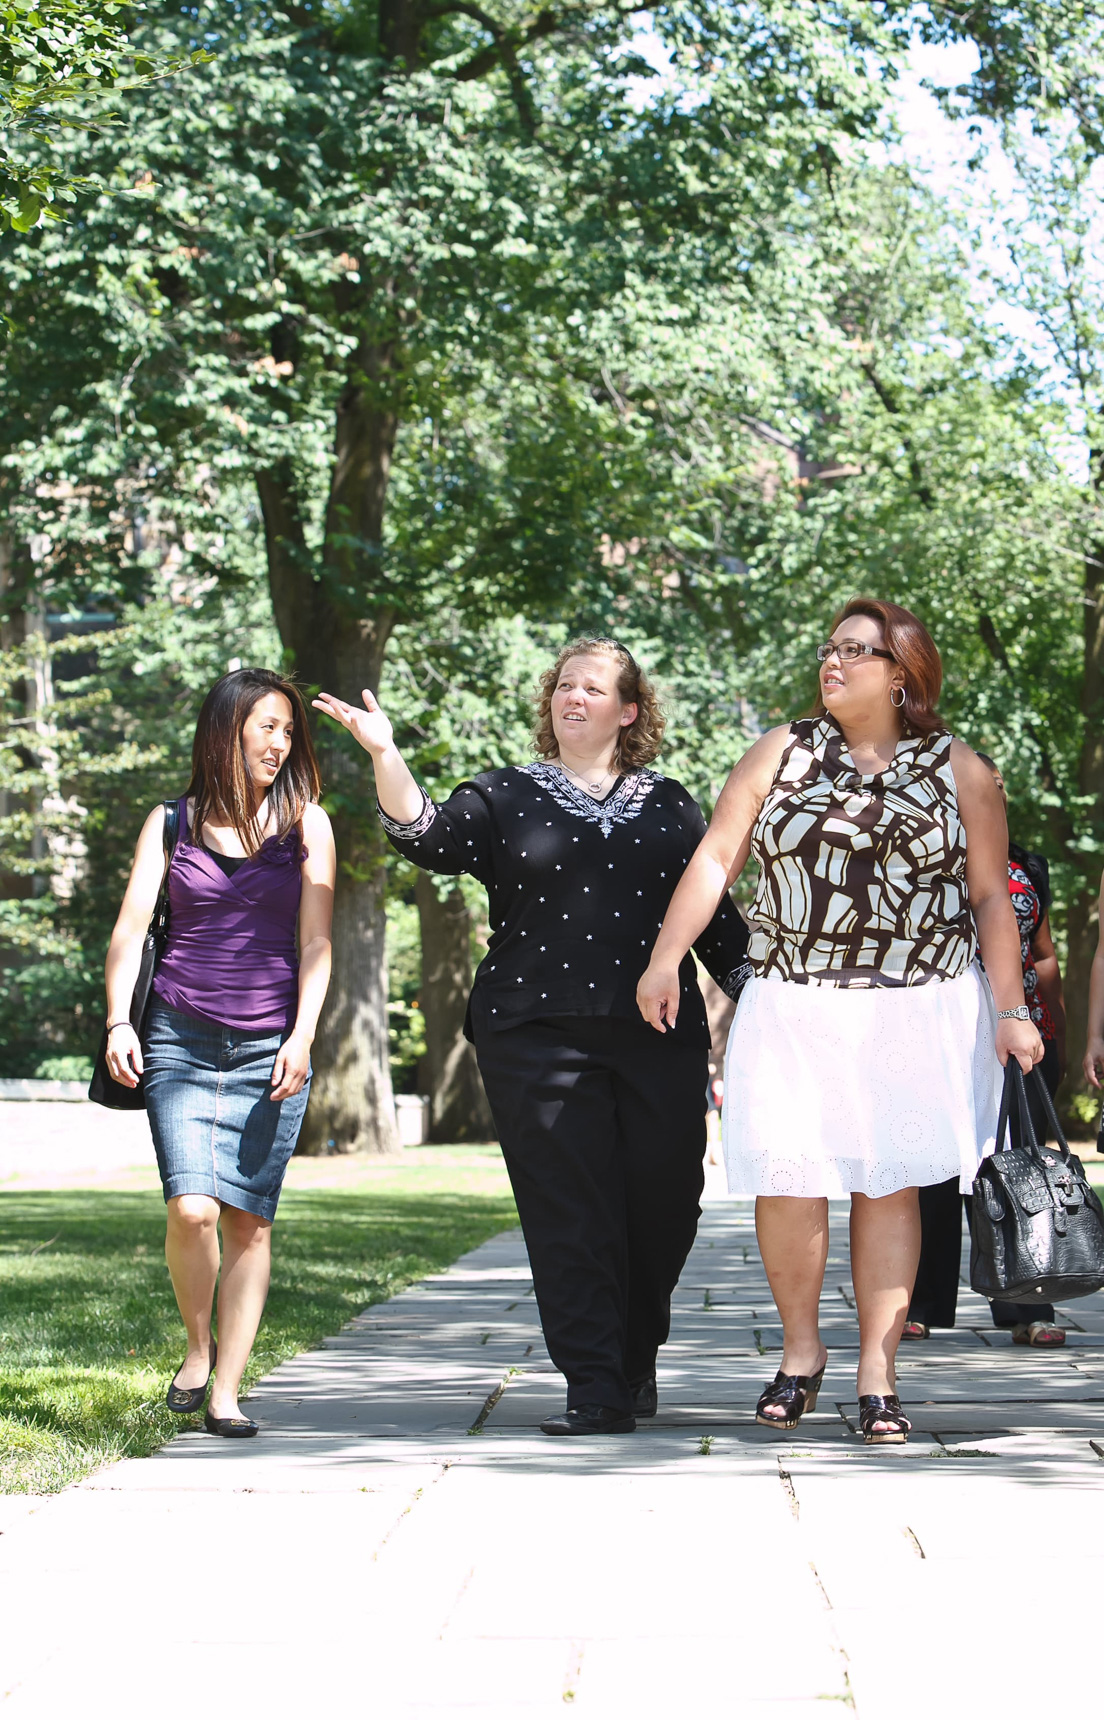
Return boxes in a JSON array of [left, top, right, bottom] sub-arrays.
[[153, 797, 304, 1032]]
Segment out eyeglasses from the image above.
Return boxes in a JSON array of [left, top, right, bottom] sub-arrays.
[[816, 640, 895, 665]]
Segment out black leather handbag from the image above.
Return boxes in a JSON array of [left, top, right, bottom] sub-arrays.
[[87, 799, 180, 1111], [970, 1058, 1104, 1305]]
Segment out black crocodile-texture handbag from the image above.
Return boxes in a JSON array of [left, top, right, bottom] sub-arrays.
[[970, 1059, 1104, 1305], [87, 799, 179, 1111]]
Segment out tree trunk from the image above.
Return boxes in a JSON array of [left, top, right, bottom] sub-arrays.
[[972, 548, 1103, 1123], [1068, 477, 1104, 1119], [414, 872, 495, 1142], [301, 807, 397, 1154], [0, 538, 28, 900], [257, 447, 402, 1155], [1062, 883, 1097, 1119]]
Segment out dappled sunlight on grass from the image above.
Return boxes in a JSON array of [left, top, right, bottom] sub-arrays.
[[0, 1161, 517, 1494]]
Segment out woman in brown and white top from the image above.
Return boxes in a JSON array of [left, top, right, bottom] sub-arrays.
[[638, 599, 1042, 1443]]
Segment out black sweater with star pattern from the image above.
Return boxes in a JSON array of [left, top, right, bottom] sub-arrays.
[[379, 762, 750, 1047]]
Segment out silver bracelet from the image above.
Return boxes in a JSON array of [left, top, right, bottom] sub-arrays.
[[997, 1005, 1031, 1022]]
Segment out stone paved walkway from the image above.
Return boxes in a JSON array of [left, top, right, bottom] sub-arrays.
[[3, 1194, 1104, 1717]]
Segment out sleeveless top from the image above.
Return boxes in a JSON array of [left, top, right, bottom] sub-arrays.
[[746, 718, 975, 987], [152, 796, 305, 1031], [1008, 850, 1056, 1041]]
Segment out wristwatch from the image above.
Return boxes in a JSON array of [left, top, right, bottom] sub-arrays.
[[997, 1005, 1031, 1022]]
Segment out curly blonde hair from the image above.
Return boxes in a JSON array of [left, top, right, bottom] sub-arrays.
[[532, 638, 665, 770]]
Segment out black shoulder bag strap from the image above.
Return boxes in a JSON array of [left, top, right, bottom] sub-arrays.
[[151, 798, 181, 937]]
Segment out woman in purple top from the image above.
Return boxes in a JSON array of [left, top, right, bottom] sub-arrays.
[[103, 669, 335, 1437]]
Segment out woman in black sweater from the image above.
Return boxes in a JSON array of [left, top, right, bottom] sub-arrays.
[[315, 638, 748, 1435]]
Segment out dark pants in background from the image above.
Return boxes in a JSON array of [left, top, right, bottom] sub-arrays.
[[475, 1011, 707, 1416], [908, 1038, 1061, 1329]]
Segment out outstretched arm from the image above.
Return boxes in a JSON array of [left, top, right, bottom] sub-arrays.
[[312, 689, 422, 824], [314, 687, 494, 882], [637, 726, 789, 1032]]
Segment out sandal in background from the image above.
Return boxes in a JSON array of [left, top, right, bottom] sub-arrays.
[[1012, 1321, 1066, 1348]]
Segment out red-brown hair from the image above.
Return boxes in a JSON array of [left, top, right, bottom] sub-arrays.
[[186, 669, 321, 853], [815, 598, 945, 736]]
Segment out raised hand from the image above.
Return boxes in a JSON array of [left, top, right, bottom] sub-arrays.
[[313, 687, 424, 823], [312, 688, 394, 758]]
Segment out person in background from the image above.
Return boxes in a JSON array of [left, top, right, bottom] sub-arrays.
[[905, 751, 1067, 1347], [314, 638, 749, 1436], [1080, 862, 1104, 1208], [705, 1070, 724, 1165], [638, 599, 1040, 1444], [103, 669, 335, 1436]]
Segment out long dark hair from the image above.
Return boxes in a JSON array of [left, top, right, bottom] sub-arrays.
[[186, 669, 321, 853]]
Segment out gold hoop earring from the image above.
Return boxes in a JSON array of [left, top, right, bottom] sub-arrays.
[[890, 685, 906, 708]]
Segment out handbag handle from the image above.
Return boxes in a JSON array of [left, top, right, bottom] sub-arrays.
[[1025, 1061, 1073, 1165], [994, 1057, 1072, 1165], [994, 1059, 1036, 1155]]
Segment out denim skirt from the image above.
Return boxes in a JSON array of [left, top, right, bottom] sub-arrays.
[[144, 1002, 310, 1221]]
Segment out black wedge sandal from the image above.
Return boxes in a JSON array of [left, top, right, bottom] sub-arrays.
[[755, 1361, 827, 1431], [858, 1394, 911, 1445]]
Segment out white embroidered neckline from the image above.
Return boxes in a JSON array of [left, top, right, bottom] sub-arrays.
[[521, 763, 661, 838]]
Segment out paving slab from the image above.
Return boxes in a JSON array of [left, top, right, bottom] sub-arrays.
[[4, 1198, 1104, 1718]]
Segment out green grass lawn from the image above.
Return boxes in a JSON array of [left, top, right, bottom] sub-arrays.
[[0, 1152, 517, 1495]]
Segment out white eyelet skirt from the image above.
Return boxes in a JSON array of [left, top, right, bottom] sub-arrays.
[[722, 963, 1002, 1198]]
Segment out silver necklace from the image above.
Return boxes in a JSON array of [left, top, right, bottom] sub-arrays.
[[558, 759, 615, 796]]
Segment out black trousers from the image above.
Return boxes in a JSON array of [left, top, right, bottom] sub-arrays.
[[475, 1012, 707, 1415], [908, 1039, 1060, 1329]]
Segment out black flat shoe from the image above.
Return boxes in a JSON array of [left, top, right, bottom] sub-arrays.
[[755, 1360, 826, 1431], [858, 1394, 911, 1445], [540, 1404, 636, 1436], [631, 1376, 658, 1418], [166, 1341, 217, 1414], [204, 1409, 258, 1439]]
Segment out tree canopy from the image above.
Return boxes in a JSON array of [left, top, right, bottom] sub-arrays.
[[0, 0, 212, 231], [4, 0, 1104, 1128]]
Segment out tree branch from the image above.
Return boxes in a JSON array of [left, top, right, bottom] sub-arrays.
[[858, 361, 937, 509], [431, 1, 584, 132]]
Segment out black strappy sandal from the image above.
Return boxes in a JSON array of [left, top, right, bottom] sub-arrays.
[[858, 1394, 911, 1445], [755, 1361, 827, 1430]]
